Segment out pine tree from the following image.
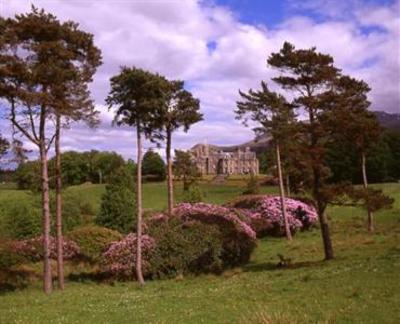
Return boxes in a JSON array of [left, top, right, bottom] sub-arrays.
[[0, 7, 101, 292], [106, 67, 166, 286], [236, 81, 296, 241], [268, 42, 340, 259], [159, 80, 202, 215]]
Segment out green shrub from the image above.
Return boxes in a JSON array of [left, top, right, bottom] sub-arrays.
[[96, 165, 136, 233], [49, 192, 97, 234], [66, 225, 123, 262], [242, 174, 260, 195], [142, 150, 166, 181], [0, 200, 41, 239], [96, 185, 136, 233], [147, 218, 223, 279], [0, 241, 27, 270], [182, 184, 203, 203]]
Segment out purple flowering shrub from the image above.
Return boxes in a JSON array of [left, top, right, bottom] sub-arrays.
[[101, 233, 154, 279], [233, 208, 273, 237], [165, 203, 257, 267], [10, 235, 80, 262], [231, 195, 318, 237]]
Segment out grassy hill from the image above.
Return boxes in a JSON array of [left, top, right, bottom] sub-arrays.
[[0, 182, 399, 323]]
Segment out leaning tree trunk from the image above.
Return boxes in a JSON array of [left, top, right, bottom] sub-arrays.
[[166, 130, 174, 216], [39, 109, 52, 294], [135, 124, 145, 286], [275, 143, 292, 241], [362, 151, 373, 232], [55, 114, 64, 290]]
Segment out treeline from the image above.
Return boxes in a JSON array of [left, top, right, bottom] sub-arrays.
[[258, 128, 400, 184], [326, 129, 400, 184], [11, 149, 168, 190]]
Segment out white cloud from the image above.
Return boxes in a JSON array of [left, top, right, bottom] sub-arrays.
[[1, 0, 399, 162]]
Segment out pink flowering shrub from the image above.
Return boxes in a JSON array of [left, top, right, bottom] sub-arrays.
[[231, 195, 318, 237], [101, 233, 154, 279], [159, 203, 257, 267], [10, 235, 80, 262]]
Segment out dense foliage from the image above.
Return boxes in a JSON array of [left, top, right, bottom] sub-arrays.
[[182, 183, 204, 203], [142, 150, 166, 181], [66, 225, 123, 262], [170, 203, 257, 266], [13, 150, 127, 190], [242, 174, 260, 195], [326, 129, 400, 184], [148, 218, 223, 278], [0, 200, 42, 239], [96, 166, 136, 233], [173, 150, 201, 191]]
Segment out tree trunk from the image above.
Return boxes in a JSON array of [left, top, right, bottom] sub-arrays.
[[362, 151, 374, 232], [286, 174, 291, 197], [276, 143, 292, 241], [39, 109, 52, 294], [166, 130, 174, 216], [55, 114, 64, 290], [135, 125, 145, 286], [308, 108, 334, 260], [314, 169, 334, 260]]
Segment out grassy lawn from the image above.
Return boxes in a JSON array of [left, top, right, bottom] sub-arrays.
[[0, 182, 399, 323]]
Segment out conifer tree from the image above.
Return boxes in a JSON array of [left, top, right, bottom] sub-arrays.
[[0, 7, 101, 293], [159, 80, 202, 216], [326, 76, 381, 231], [236, 81, 296, 240], [268, 42, 340, 259], [107, 67, 166, 286]]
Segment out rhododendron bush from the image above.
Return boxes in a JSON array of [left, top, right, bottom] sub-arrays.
[[231, 195, 318, 237], [10, 235, 80, 262], [101, 233, 154, 279], [162, 203, 257, 266], [147, 218, 224, 278]]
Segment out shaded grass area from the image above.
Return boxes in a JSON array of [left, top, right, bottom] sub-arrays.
[[0, 183, 399, 323]]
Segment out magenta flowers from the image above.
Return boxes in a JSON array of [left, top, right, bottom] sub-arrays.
[[101, 233, 155, 279], [231, 195, 318, 237]]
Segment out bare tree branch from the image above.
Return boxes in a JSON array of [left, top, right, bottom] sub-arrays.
[[10, 97, 40, 146]]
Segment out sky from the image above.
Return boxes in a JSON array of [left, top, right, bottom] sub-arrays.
[[1, 0, 399, 161]]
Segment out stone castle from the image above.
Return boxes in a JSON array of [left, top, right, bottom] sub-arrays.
[[190, 143, 259, 175]]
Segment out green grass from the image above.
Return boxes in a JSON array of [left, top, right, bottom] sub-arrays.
[[0, 183, 399, 323]]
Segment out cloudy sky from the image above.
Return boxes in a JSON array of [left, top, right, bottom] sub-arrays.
[[1, 0, 399, 160]]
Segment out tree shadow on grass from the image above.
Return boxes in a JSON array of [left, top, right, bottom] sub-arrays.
[[67, 271, 112, 283], [243, 260, 325, 273]]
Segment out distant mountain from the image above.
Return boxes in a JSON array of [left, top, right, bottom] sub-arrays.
[[197, 111, 400, 154], [213, 133, 271, 154], [372, 111, 400, 131]]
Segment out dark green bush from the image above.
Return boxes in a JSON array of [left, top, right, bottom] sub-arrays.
[[66, 225, 123, 262], [182, 184, 204, 203], [0, 200, 41, 239], [243, 174, 260, 195], [0, 241, 27, 270], [96, 165, 136, 233], [142, 150, 166, 181], [147, 218, 223, 279], [49, 193, 89, 233], [96, 185, 136, 233]]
